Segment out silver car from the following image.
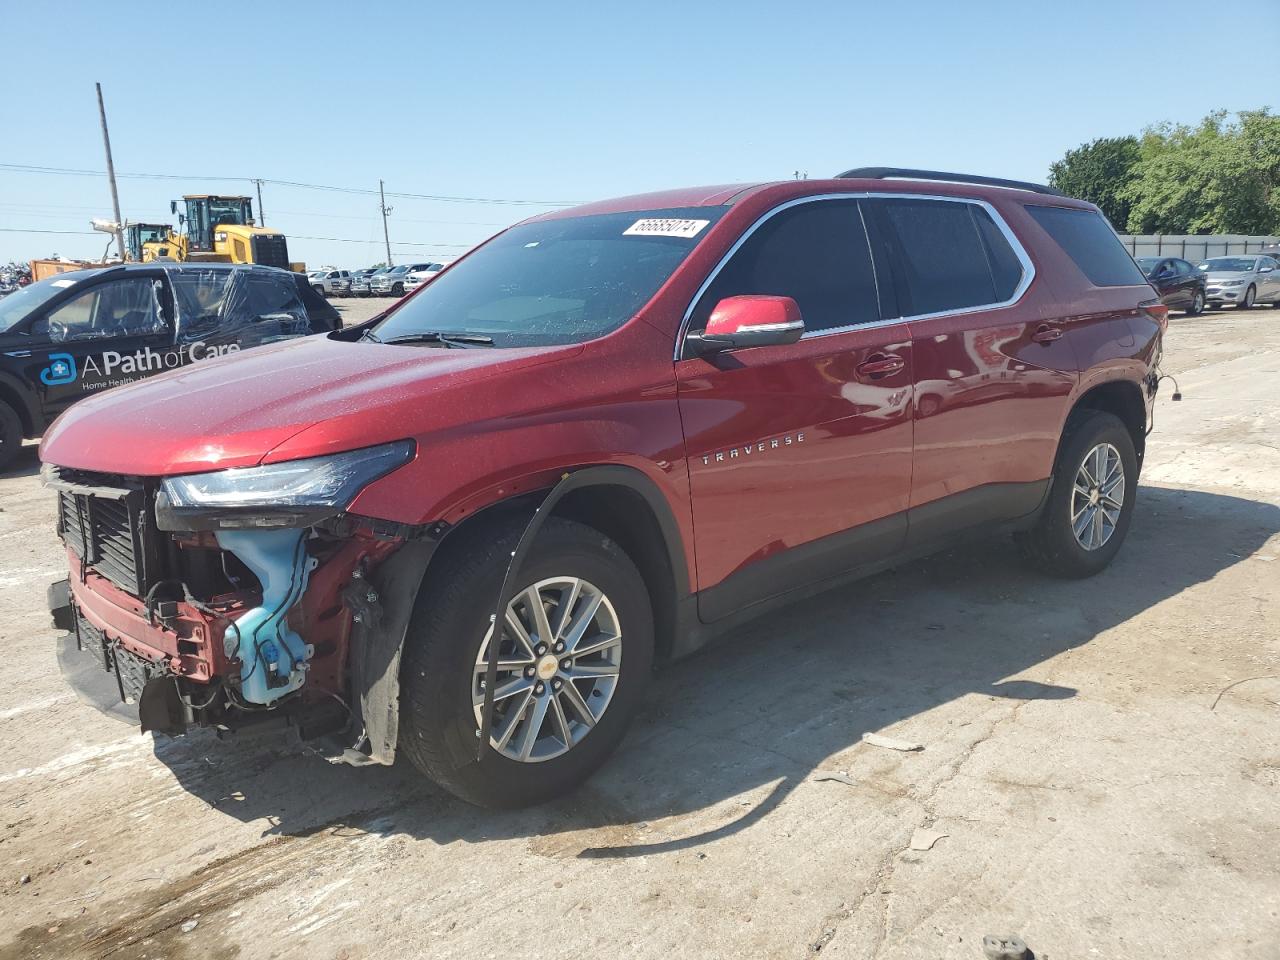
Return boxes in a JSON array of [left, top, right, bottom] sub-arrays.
[[349, 268, 380, 297], [1197, 255, 1280, 309], [370, 263, 437, 297]]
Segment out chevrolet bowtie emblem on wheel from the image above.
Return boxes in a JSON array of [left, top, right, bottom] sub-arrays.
[[701, 432, 805, 465], [40, 353, 77, 386]]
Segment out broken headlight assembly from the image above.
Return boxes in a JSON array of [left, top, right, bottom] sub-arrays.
[[155, 440, 416, 531]]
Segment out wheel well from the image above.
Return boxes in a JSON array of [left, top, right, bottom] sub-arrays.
[[0, 383, 34, 437], [1071, 380, 1146, 467], [551, 484, 679, 662], [430, 480, 683, 663]]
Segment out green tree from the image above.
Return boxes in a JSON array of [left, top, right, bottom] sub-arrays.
[[1122, 109, 1280, 235], [1048, 136, 1141, 227]]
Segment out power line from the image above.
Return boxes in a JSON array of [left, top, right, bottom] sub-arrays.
[[0, 227, 98, 235], [0, 162, 584, 206], [0, 225, 474, 249]]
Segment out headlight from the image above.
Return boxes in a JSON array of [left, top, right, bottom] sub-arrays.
[[157, 440, 415, 530], [1222, 279, 1245, 286]]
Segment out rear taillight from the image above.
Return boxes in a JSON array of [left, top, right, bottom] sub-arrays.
[[1141, 300, 1169, 330]]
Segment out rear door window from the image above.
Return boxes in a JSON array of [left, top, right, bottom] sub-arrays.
[[690, 199, 880, 336], [871, 198, 1025, 316], [1026, 205, 1146, 287]]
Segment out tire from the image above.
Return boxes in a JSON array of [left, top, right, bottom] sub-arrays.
[[1238, 285, 1256, 309], [1016, 410, 1137, 579], [399, 516, 654, 808], [391, 282, 404, 297], [0, 400, 22, 473], [1185, 290, 1204, 316]]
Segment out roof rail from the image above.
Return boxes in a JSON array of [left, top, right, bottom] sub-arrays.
[[835, 167, 1065, 198]]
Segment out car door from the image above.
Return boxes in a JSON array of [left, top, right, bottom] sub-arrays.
[[24, 272, 174, 423], [865, 195, 1076, 544], [1151, 259, 1181, 305], [1173, 259, 1199, 306], [1259, 256, 1280, 301], [675, 197, 914, 620]]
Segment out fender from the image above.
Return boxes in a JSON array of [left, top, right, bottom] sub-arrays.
[[346, 463, 691, 766]]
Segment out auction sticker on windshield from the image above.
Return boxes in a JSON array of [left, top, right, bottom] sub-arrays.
[[623, 218, 710, 238]]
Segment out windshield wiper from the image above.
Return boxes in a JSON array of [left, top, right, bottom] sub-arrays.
[[380, 331, 495, 348]]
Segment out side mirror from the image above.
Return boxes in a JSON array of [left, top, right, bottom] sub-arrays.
[[686, 295, 804, 356]]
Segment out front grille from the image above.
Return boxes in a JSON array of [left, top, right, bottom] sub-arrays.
[[251, 233, 290, 269], [73, 609, 167, 704], [52, 467, 156, 597]]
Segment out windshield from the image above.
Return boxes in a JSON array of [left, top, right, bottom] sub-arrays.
[[1199, 257, 1257, 272], [0, 273, 92, 333], [207, 197, 250, 227], [371, 207, 725, 347]]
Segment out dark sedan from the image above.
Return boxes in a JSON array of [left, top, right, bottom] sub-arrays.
[[1136, 257, 1207, 316]]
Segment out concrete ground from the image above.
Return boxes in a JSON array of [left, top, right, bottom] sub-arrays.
[[0, 304, 1276, 960]]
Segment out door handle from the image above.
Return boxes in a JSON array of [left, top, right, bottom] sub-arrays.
[[856, 354, 905, 378], [1032, 324, 1063, 343]]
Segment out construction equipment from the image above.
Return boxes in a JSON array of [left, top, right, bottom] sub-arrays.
[[168, 196, 305, 272], [124, 222, 179, 262]]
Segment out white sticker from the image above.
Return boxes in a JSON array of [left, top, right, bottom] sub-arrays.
[[51, 278, 78, 288], [623, 218, 710, 239]]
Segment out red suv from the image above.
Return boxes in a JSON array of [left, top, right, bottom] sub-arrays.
[[42, 168, 1167, 807]]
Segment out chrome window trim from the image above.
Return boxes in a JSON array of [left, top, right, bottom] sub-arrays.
[[674, 191, 1036, 359]]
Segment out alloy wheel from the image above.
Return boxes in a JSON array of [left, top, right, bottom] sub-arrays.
[[1071, 442, 1125, 551], [473, 577, 622, 763]]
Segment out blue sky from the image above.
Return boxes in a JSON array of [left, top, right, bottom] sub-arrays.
[[2, 0, 1275, 267]]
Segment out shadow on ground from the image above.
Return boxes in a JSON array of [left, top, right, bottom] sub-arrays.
[[152, 485, 1278, 854]]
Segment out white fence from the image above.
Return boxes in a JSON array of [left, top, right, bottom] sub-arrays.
[[1118, 235, 1279, 260]]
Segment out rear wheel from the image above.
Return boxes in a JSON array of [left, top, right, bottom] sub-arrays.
[[0, 400, 22, 472], [1186, 290, 1204, 316], [399, 517, 654, 808], [1016, 410, 1137, 579]]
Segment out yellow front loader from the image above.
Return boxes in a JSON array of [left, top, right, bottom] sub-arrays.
[[168, 196, 305, 272]]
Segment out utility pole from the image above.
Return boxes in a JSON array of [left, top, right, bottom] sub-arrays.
[[254, 178, 266, 226], [94, 82, 126, 261], [379, 179, 393, 266]]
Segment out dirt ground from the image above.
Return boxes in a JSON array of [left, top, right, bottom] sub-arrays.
[[0, 302, 1277, 960]]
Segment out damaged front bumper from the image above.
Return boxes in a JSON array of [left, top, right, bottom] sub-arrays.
[[46, 466, 442, 765]]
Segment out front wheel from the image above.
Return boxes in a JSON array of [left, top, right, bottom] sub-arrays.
[[399, 516, 654, 808], [1238, 285, 1256, 309], [391, 282, 404, 297], [0, 400, 23, 472], [1186, 290, 1204, 316], [1016, 410, 1137, 579]]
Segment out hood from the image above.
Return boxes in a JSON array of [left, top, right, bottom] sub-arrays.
[[40, 334, 579, 476], [1202, 270, 1253, 282]]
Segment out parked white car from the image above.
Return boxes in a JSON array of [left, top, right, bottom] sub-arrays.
[[403, 263, 445, 293], [310, 268, 352, 298], [1197, 255, 1280, 309]]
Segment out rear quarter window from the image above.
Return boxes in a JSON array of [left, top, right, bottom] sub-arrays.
[[1026, 205, 1146, 287]]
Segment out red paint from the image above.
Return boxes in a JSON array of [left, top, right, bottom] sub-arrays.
[[42, 177, 1162, 619]]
